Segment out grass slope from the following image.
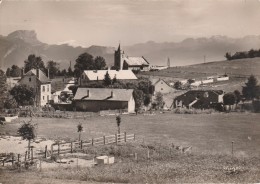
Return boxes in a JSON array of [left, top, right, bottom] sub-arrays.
[[142, 57, 260, 79], [1, 113, 260, 157]]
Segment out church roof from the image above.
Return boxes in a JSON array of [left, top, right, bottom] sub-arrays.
[[74, 88, 134, 102], [83, 70, 137, 80], [124, 56, 149, 66]]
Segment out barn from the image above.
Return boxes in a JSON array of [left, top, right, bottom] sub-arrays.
[[73, 88, 135, 112]]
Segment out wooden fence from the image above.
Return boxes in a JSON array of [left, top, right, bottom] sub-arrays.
[[0, 132, 135, 168], [49, 132, 135, 156]]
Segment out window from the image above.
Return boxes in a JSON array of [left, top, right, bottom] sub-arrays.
[[29, 77, 31, 82], [161, 88, 163, 90], [47, 95, 49, 101], [42, 86, 45, 92], [43, 96, 45, 100], [161, 82, 163, 84], [47, 85, 49, 92]]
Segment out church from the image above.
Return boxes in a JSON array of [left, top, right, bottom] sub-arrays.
[[114, 44, 150, 71]]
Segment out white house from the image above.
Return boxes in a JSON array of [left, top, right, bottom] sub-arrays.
[[18, 69, 51, 106], [79, 70, 137, 86]]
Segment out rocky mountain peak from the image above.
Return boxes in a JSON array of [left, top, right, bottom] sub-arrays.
[[7, 30, 41, 45]]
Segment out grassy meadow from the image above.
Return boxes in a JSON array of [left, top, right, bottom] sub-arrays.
[[1, 112, 260, 183], [1, 112, 260, 157]]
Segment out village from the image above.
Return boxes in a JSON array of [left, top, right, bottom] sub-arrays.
[[1, 0, 260, 183], [1, 42, 260, 183]]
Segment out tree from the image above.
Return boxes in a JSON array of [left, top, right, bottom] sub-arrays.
[[24, 54, 46, 73], [0, 70, 8, 109], [242, 75, 260, 100], [174, 81, 182, 90], [116, 115, 121, 134], [47, 61, 59, 79], [74, 53, 94, 77], [61, 69, 67, 76], [103, 71, 112, 86], [143, 94, 151, 107], [155, 92, 164, 109], [77, 123, 83, 141], [67, 66, 74, 77], [234, 90, 241, 105], [112, 75, 117, 84], [4, 94, 18, 109], [187, 79, 195, 84], [223, 93, 236, 111], [94, 56, 106, 70], [18, 120, 36, 159], [9, 65, 21, 77], [10, 85, 35, 106], [6, 68, 11, 77], [225, 52, 232, 60], [133, 89, 144, 111]]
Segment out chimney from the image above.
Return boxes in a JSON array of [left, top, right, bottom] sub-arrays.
[[111, 90, 113, 98], [36, 69, 39, 79]]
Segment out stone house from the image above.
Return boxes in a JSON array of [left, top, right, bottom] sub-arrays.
[[174, 90, 224, 109], [73, 88, 135, 112], [151, 78, 174, 94], [18, 69, 51, 106]]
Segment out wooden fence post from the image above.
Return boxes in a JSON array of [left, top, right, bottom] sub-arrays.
[[45, 145, 47, 158], [147, 150, 150, 160], [103, 136, 106, 145], [51, 145, 53, 156], [71, 142, 73, 153], [124, 132, 126, 142], [80, 140, 83, 149], [12, 155, 14, 165], [92, 138, 94, 146], [58, 143, 60, 155], [31, 148, 33, 161], [25, 151, 27, 161], [115, 134, 118, 145]]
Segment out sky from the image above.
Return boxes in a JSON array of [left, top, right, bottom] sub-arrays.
[[0, 0, 260, 47]]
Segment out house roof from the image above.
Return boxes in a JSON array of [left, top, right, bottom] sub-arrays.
[[83, 70, 137, 80], [177, 90, 224, 99], [24, 69, 50, 83], [124, 56, 149, 66], [74, 88, 134, 101], [151, 78, 172, 88]]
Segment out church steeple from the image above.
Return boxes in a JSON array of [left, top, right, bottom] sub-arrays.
[[117, 43, 121, 51]]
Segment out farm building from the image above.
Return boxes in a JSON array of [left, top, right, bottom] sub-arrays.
[[79, 70, 137, 86], [114, 44, 150, 71], [151, 78, 174, 94], [18, 69, 51, 106], [174, 90, 224, 109], [73, 88, 135, 112]]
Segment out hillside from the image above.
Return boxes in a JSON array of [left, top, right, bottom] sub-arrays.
[[140, 57, 260, 93]]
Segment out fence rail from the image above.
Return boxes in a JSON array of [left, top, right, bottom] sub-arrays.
[[0, 132, 135, 168]]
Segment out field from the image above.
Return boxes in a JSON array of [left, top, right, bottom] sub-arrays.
[[141, 57, 260, 80], [1, 112, 260, 183], [1, 112, 260, 156]]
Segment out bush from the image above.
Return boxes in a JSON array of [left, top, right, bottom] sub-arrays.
[[173, 108, 216, 114]]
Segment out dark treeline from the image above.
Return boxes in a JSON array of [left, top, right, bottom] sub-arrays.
[[225, 49, 260, 60]]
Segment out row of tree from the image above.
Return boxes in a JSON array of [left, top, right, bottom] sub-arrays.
[[225, 48, 260, 60], [6, 53, 107, 79]]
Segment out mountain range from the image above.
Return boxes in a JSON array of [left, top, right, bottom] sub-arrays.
[[0, 30, 260, 70]]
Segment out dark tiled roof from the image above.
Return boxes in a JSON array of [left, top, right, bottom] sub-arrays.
[[24, 69, 50, 83], [74, 88, 134, 101]]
